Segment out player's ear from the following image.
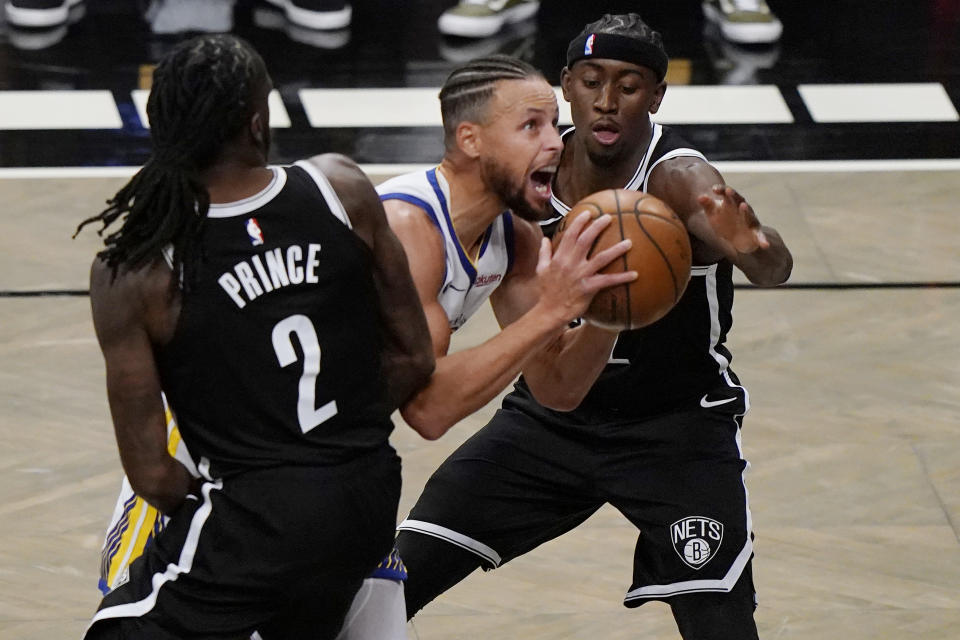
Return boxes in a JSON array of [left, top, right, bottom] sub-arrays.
[[649, 82, 666, 115], [250, 111, 265, 144], [456, 121, 482, 159], [559, 66, 573, 102]]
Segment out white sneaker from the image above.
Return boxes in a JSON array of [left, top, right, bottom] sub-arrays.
[[5, 0, 83, 28], [438, 0, 539, 39], [702, 0, 782, 44], [264, 0, 351, 31]]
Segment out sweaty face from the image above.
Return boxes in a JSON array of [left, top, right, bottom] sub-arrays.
[[476, 77, 562, 221], [561, 58, 664, 167]]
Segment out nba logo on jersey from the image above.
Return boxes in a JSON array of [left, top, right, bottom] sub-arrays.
[[671, 516, 723, 570], [246, 218, 265, 246], [584, 34, 595, 55]]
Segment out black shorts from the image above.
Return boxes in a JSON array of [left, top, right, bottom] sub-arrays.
[[398, 383, 754, 606], [86, 447, 401, 639]]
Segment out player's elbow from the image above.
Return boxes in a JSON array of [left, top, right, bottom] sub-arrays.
[[400, 403, 450, 441], [528, 381, 585, 413]]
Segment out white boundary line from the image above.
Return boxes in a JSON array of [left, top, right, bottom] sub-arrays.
[[1, 159, 960, 180]]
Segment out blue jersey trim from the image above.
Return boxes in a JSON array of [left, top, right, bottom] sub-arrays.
[[478, 224, 493, 259], [378, 192, 443, 234], [427, 168, 477, 283], [502, 212, 515, 274], [379, 191, 447, 291]]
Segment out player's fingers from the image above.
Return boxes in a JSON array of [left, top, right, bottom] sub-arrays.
[[586, 239, 631, 272], [698, 194, 717, 213], [582, 271, 638, 293], [557, 211, 598, 253], [559, 213, 610, 259], [535, 236, 552, 276], [755, 228, 770, 249], [724, 185, 745, 206]]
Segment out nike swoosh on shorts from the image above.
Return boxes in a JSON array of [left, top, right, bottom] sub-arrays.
[[700, 394, 737, 408]]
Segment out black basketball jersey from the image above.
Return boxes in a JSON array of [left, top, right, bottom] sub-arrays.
[[507, 124, 741, 425], [156, 162, 393, 477]]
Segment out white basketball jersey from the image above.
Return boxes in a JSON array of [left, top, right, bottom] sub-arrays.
[[377, 168, 515, 330]]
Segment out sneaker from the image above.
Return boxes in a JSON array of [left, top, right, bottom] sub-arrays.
[[6, 0, 83, 48], [438, 17, 536, 63], [254, 3, 350, 49], [143, 0, 235, 35], [4, 0, 83, 28], [703, 22, 780, 85], [264, 0, 351, 31], [438, 0, 539, 39], [702, 0, 782, 44]]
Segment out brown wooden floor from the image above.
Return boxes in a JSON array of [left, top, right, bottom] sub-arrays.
[[1, 169, 959, 639]]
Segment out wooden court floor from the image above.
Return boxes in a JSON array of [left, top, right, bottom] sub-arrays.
[[1, 168, 958, 639]]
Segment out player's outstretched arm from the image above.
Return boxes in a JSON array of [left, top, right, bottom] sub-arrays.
[[649, 157, 793, 286], [90, 258, 194, 515], [312, 154, 435, 412]]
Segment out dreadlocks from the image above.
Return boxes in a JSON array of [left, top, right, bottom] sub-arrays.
[[439, 54, 544, 151], [75, 34, 269, 287]]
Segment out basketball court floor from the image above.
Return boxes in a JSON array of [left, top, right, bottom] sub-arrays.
[[1, 1, 958, 638]]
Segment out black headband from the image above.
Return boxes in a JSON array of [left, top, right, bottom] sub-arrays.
[[566, 33, 668, 81]]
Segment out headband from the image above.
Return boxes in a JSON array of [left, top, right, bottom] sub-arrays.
[[566, 32, 668, 81]]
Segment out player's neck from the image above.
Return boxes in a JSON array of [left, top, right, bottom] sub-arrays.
[[437, 158, 506, 256], [556, 130, 652, 204], [202, 160, 273, 204]]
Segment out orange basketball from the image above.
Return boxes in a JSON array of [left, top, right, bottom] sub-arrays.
[[554, 189, 692, 331]]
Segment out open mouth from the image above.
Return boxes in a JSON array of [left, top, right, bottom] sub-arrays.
[[529, 166, 556, 200], [591, 121, 621, 145]]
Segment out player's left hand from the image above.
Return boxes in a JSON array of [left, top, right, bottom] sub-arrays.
[[698, 184, 770, 259]]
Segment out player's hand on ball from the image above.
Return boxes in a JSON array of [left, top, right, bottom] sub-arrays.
[[535, 210, 637, 326], [698, 184, 770, 260]]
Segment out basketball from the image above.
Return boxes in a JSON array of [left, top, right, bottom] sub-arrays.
[[553, 189, 692, 331]]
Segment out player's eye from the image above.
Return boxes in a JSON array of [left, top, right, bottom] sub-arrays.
[[620, 85, 638, 95], [523, 120, 539, 131]]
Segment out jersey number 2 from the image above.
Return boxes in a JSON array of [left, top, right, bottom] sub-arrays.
[[272, 315, 339, 433]]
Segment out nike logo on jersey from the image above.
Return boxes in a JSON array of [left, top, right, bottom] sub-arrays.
[[700, 394, 737, 408]]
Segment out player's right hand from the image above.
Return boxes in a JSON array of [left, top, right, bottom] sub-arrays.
[[534, 211, 637, 326]]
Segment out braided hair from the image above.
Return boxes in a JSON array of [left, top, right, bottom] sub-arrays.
[[75, 34, 269, 286], [439, 54, 544, 151]]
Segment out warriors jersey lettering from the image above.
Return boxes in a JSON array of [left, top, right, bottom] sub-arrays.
[[377, 168, 514, 330], [155, 162, 394, 477], [507, 123, 743, 423]]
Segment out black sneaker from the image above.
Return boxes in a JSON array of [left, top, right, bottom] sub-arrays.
[[264, 0, 351, 31], [5, 0, 82, 28]]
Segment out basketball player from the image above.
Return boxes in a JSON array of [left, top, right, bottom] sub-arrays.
[[378, 54, 637, 440], [395, 14, 794, 640], [361, 53, 641, 639], [76, 34, 435, 639], [93, 53, 636, 639]]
